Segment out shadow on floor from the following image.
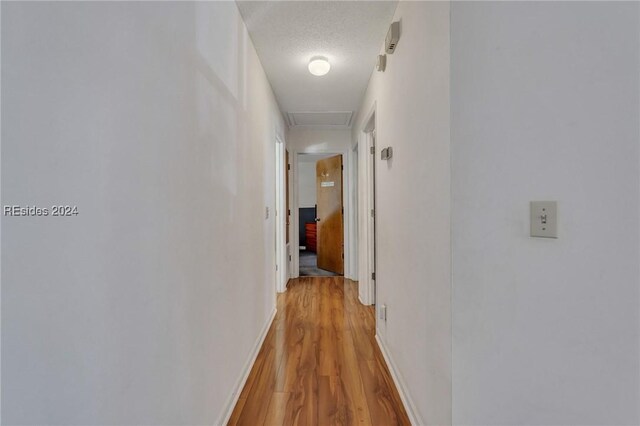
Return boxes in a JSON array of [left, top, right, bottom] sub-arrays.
[[299, 250, 339, 277]]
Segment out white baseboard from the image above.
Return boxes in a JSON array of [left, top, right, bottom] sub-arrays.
[[217, 308, 276, 426], [353, 280, 373, 306], [357, 290, 372, 307], [375, 334, 424, 426], [358, 293, 367, 306]]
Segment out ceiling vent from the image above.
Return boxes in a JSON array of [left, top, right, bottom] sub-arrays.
[[287, 111, 353, 128]]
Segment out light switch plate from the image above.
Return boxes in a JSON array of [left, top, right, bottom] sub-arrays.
[[379, 304, 387, 321], [530, 201, 557, 238]]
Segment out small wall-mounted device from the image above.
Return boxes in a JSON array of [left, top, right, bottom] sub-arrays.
[[376, 54, 386, 72], [379, 304, 387, 321], [385, 21, 400, 54], [530, 201, 557, 238], [381, 147, 393, 160]]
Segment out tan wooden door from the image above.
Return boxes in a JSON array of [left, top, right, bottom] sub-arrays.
[[316, 154, 344, 274]]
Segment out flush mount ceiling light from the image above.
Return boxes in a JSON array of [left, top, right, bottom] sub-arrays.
[[308, 56, 331, 76]]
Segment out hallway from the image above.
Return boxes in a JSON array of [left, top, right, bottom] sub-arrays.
[[2, 1, 640, 424], [229, 277, 410, 426]]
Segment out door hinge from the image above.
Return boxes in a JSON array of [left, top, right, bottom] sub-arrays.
[[342, 253, 344, 259], [342, 207, 344, 214], [341, 165, 344, 171], [287, 164, 291, 170], [288, 209, 291, 216], [289, 255, 292, 261], [372, 272, 376, 280], [370, 146, 375, 155], [371, 209, 375, 218], [276, 264, 278, 271]]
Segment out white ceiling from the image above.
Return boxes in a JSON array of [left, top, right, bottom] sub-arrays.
[[287, 111, 353, 127], [236, 1, 398, 127]]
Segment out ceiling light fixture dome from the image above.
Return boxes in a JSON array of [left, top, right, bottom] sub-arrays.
[[308, 56, 331, 76]]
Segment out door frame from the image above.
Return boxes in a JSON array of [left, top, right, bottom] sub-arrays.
[[290, 148, 353, 279], [275, 135, 288, 293], [349, 142, 359, 282], [358, 104, 377, 305]]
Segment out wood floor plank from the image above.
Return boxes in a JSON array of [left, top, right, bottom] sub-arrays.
[[235, 346, 279, 426], [239, 344, 268, 400], [371, 351, 411, 425], [318, 376, 350, 426], [229, 277, 409, 426], [318, 280, 340, 377], [228, 397, 247, 426], [357, 358, 404, 426], [264, 392, 291, 425], [335, 330, 373, 426]]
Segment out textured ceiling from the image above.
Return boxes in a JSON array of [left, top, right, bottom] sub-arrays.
[[236, 1, 398, 125]]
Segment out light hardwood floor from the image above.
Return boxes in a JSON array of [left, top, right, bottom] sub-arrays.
[[229, 277, 410, 426]]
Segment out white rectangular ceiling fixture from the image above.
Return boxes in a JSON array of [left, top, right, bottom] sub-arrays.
[[287, 111, 353, 128]]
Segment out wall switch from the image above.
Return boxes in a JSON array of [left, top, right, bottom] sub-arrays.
[[379, 304, 387, 321], [530, 201, 557, 238]]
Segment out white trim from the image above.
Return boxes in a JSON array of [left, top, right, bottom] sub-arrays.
[[291, 154, 300, 278], [286, 242, 291, 282], [375, 334, 424, 426], [358, 293, 367, 307], [349, 142, 359, 281], [358, 104, 377, 305], [287, 148, 294, 280], [275, 136, 287, 293], [218, 308, 277, 426]]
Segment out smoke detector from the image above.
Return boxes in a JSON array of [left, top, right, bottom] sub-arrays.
[[385, 21, 400, 54]]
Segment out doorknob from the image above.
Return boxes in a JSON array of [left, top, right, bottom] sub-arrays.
[[315, 218, 321, 222]]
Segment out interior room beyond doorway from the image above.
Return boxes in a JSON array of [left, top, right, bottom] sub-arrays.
[[297, 153, 344, 277]]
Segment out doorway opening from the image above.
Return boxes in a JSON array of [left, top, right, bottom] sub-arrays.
[[297, 153, 344, 277], [358, 107, 377, 305], [274, 137, 288, 293]]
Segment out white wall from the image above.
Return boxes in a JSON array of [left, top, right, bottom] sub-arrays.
[[298, 154, 341, 209], [297, 161, 317, 208], [1, 2, 284, 424], [356, 129, 375, 305], [352, 2, 451, 424], [287, 127, 352, 153], [286, 128, 355, 278], [451, 2, 640, 424]]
